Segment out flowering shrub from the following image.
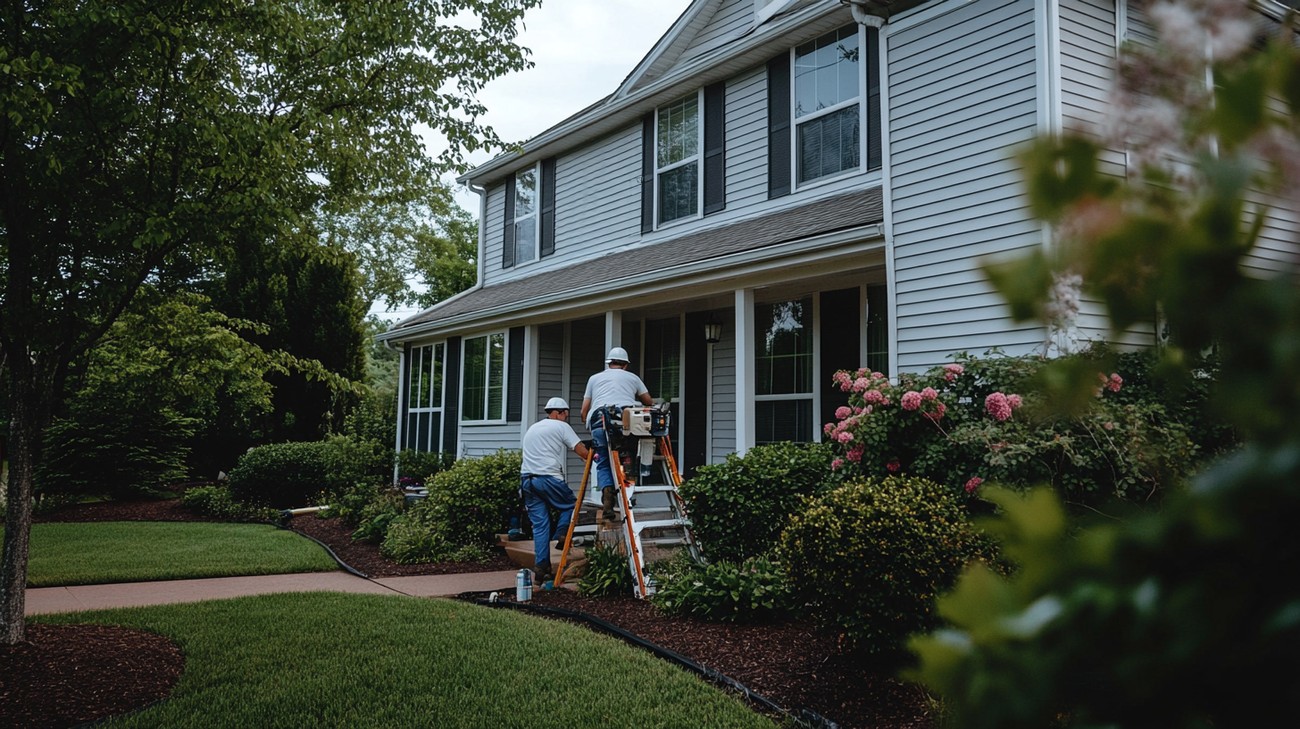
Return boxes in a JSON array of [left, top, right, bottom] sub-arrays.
[[824, 349, 1200, 505]]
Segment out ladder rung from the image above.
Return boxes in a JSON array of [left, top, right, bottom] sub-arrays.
[[633, 518, 689, 531]]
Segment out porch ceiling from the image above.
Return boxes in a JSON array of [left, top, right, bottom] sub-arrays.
[[382, 186, 884, 344]]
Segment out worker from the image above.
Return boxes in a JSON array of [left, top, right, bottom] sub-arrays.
[[580, 346, 654, 519], [520, 396, 591, 584]]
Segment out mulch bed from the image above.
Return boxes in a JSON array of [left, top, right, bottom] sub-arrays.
[[10, 493, 936, 729]]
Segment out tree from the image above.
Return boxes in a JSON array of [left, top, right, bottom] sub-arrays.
[[0, 0, 539, 644], [910, 3, 1300, 725]]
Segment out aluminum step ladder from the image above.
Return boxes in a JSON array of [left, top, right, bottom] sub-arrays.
[[555, 405, 700, 597]]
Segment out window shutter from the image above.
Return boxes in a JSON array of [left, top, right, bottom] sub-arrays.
[[865, 27, 882, 172], [766, 53, 791, 199], [641, 113, 655, 234], [506, 327, 525, 421], [502, 176, 516, 269], [703, 81, 726, 215], [540, 158, 557, 257], [442, 336, 461, 454]]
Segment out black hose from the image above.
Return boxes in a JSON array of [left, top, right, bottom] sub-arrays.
[[275, 520, 371, 579], [457, 589, 839, 729]]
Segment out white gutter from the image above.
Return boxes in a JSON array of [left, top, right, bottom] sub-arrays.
[[385, 222, 885, 342]]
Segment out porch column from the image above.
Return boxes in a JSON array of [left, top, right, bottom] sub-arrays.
[[734, 288, 755, 454], [520, 325, 537, 441], [604, 310, 623, 353]]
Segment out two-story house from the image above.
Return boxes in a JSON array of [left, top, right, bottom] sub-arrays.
[[378, 0, 1297, 484]]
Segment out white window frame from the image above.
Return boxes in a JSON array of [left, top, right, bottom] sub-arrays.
[[404, 342, 445, 452], [790, 25, 866, 189], [513, 164, 540, 266], [460, 331, 507, 424], [654, 89, 704, 228], [753, 294, 819, 443]]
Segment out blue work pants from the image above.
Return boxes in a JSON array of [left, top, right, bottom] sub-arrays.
[[519, 474, 575, 567]]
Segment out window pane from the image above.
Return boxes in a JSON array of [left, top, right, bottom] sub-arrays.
[[515, 168, 537, 216], [756, 400, 814, 444], [658, 162, 698, 224], [657, 94, 698, 167], [406, 348, 422, 409], [798, 105, 860, 183], [487, 333, 505, 420], [755, 297, 813, 395], [431, 343, 445, 408], [644, 317, 681, 400], [514, 217, 536, 264], [462, 337, 487, 421], [794, 26, 859, 119], [866, 284, 889, 376]]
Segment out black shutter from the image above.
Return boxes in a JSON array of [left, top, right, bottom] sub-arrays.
[[641, 113, 655, 234], [683, 311, 709, 477], [539, 157, 557, 257], [703, 81, 726, 215], [506, 326, 525, 422], [502, 176, 516, 269], [766, 53, 791, 199], [442, 336, 461, 455], [865, 27, 882, 172]]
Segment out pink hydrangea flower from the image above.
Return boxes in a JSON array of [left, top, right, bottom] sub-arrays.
[[864, 389, 884, 405], [943, 363, 965, 382], [921, 387, 939, 401], [833, 371, 852, 391], [923, 401, 947, 422], [872, 371, 886, 380], [831, 457, 845, 471], [836, 431, 853, 444], [853, 377, 871, 393], [901, 391, 923, 411], [1107, 373, 1123, 393], [835, 405, 852, 420], [1008, 394, 1023, 409], [985, 392, 1013, 421], [823, 422, 835, 436], [847, 445, 864, 463], [964, 476, 983, 493], [886, 458, 901, 473]]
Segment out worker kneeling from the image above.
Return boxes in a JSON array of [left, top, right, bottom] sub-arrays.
[[519, 397, 591, 584]]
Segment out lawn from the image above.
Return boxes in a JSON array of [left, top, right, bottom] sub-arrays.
[[37, 592, 776, 728]]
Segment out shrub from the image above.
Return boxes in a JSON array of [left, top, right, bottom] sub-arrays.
[[780, 476, 990, 657], [396, 449, 456, 488], [578, 542, 633, 597], [678, 442, 841, 563], [227, 435, 387, 509], [321, 481, 407, 543], [380, 450, 521, 564], [651, 554, 795, 623], [180, 484, 279, 522]]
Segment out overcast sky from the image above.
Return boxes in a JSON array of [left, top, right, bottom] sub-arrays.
[[375, 0, 693, 320]]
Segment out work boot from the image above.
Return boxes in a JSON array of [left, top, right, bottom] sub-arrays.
[[601, 487, 618, 520], [533, 561, 552, 584]]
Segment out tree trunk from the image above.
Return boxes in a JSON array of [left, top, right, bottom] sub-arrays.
[[0, 377, 40, 644]]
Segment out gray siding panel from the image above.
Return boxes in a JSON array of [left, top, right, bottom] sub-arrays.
[[1060, 0, 1118, 138], [683, 0, 753, 61], [459, 424, 520, 459], [887, 0, 1045, 372], [709, 326, 736, 462], [725, 67, 769, 211]]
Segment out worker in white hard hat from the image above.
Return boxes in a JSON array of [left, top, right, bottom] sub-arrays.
[[580, 347, 654, 518], [520, 396, 591, 584]]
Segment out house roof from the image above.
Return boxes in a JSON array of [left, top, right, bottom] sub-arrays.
[[383, 186, 884, 342]]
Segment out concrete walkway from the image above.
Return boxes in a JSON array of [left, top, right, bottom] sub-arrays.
[[25, 569, 521, 615]]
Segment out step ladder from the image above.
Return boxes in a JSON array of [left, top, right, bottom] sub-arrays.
[[555, 405, 700, 597]]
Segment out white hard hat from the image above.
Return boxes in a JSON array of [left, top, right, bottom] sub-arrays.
[[606, 346, 630, 364], [544, 397, 569, 411]]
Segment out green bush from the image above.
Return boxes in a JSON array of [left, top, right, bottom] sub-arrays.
[[397, 449, 456, 488], [227, 435, 387, 509], [678, 442, 841, 563], [321, 481, 407, 543], [780, 476, 990, 657], [651, 554, 795, 623], [578, 542, 633, 597], [180, 484, 279, 522], [380, 450, 521, 564]]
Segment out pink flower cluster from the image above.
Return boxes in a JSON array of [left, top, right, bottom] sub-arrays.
[[985, 392, 1023, 422], [943, 363, 964, 382], [964, 476, 983, 493], [1106, 373, 1123, 393]]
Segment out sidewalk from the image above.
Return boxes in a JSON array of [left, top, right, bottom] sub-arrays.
[[25, 569, 521, 615]]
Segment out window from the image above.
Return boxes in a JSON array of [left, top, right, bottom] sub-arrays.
[[656, 93, 701, 225], [794, 26, 861, 184], [513, 166, 539, 265], [755, 296, 814, 443], [405, 343, 445, 451], [865, 284, 889, 376], [768, 25, 879, 198], [461, 332, 506, 421], [643, 317, 681, 401]]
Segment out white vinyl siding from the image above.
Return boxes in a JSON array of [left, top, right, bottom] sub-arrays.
[[888, 0, 1045, 371], [709, 319, 737, 462], [725, 66, 769, 210], [459, 424, 521, 459], [682, 0, 754, 62]]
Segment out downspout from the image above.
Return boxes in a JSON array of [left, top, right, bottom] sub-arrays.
[[841, 0, 888, 28]]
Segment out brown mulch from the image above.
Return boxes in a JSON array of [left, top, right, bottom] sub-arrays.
[[10, 493, 936, 729]]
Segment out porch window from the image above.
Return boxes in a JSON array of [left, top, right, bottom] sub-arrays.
[[656, 92, 702, 225], [755, 296, 814, 443], [643, 317, 681, 401], [461, 332, 506, 422], [794, 25, 861, 184], [405, 343, 444, 451]]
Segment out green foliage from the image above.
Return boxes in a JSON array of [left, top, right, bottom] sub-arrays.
[[380, 450, 521, 564], [651, 553, 795, 624], [826, 348, 1211, 507], [227, 436, 386, 509], [397, 450, 457, 487], [180, 485, 280, 523], [678, 442, 841, 563], [321, 482, 407, 544], [36, 401, 197, 501], [780, 476, 990, 657], [577, 543, 634, 597]]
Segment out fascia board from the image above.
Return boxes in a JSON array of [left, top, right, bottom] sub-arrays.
[[383, 223, 884, 343], [615, 0, 721, 100]]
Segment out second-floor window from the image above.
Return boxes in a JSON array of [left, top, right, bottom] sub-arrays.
[[794, 26, 861, 184], [513, 166, 539, 265], [656, 92, 702, 225]]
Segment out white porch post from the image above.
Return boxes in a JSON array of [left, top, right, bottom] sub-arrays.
[[604, 310, 623, 354], [735, 288, 755, 455], [520, 325, 537, 441]]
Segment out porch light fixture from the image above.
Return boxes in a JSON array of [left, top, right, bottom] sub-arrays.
[[703, 319, 722, 344]]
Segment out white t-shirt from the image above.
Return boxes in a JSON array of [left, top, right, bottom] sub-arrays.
[[583, 368, 649, 418], [521, 418, 581, 478]]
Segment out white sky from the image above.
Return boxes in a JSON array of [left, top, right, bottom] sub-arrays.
[[373, 0, 693, 320]]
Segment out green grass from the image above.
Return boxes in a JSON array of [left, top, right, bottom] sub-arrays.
[[16, 522, 338, 587], [38, 592, 776, 728]]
